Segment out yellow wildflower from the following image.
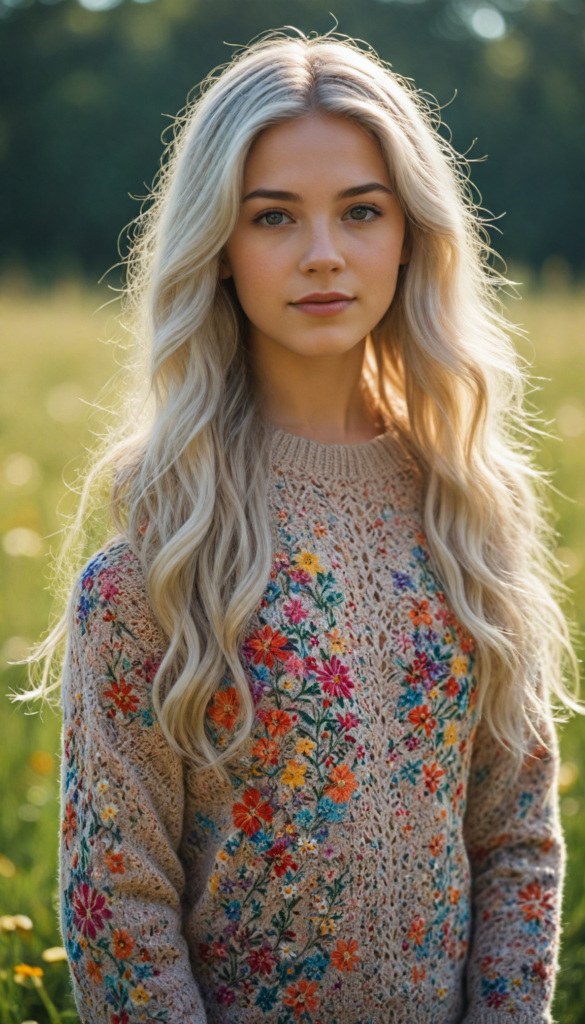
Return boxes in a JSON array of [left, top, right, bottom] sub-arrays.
[[281, 759, 307, 790], [293, 550, 323, 576], [295, 737, 316, 756], [14, 963, 43, 986]]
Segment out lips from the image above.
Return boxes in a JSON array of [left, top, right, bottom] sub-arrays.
[[290, 292, 356, 318]]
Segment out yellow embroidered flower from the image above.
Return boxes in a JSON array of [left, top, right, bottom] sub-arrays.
[[100, 803, 118, 823], [451, 656, 468, 677], [320, 917, 337, 936], [281, 678, 294, 691], [295, 737, 316, 756], [208, 872, 220, 895], [429, 686, 439, 700], [130, 983, 151, 1005], [325, 628, 347, 653], [444, 722, 458, 747], [293, 550, 323, 576], [281, 759, 307, 790]]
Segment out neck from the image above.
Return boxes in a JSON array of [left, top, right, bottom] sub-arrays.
[[249, 329, 385, 445]]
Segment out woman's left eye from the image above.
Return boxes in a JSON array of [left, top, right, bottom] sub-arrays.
[[345, 205, 381, 222]]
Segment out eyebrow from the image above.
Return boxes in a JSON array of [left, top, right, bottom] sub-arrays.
[[242, 182, 393, 203]]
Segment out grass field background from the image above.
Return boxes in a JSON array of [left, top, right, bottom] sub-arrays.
[[1, 282, 584, 1022]]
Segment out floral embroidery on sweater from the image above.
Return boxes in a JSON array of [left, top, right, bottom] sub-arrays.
[[59, 427, 563, 1024]]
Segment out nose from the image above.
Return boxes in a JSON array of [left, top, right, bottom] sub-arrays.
[[298, 219, 346, 276]]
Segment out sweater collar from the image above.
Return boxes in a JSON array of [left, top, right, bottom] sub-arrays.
[[266, 422, 409, 481]]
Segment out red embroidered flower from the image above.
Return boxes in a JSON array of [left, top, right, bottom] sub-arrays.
[[72, 882, 113, 939], [103, 679, 139, 715], [247, 943, 277, 976], [232, 788, 274, 836], [266, 838, 298, 877], [245, 625, 290, 669]]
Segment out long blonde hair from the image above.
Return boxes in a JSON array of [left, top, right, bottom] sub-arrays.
[[15, 28, 579, 780]]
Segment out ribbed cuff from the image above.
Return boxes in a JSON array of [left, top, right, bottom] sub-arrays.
[[461, 1012, 552, 1024]]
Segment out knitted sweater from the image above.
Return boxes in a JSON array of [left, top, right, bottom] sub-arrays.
[[59, 425, 564, 1024]]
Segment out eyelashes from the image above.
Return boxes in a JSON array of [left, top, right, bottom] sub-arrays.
[[253, 203, 383, 226]]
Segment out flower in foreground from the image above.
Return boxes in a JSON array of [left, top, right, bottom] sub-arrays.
[[207, 686, 240, 730], [324, 763, 358, 804], [316, 656, 354, 699], [283, 978, 319, 1016], [232, 787, 274, 836], [331, 938, 360, 971]]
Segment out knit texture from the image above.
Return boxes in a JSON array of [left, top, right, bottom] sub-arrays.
[[59, 425, 563, 1024]]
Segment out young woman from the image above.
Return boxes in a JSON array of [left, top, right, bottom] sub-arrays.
[[21, 28, 578, 1024]]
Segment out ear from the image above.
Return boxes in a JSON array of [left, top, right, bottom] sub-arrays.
[[219, 253, 233, 280], [399, 240, 411, 266]]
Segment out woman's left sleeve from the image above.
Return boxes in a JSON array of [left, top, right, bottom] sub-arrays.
[[462, 710, 565, 1024]]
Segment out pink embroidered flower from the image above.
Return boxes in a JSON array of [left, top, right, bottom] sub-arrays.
[[72, 882, 113, 939], [316, 656, 354, 699], [283, 598, 309, 624]]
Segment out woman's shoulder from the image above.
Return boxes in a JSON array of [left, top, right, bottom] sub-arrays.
[[72, 534, 168, 652]]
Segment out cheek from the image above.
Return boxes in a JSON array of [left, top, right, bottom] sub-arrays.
[[229, 243, 287, 312]]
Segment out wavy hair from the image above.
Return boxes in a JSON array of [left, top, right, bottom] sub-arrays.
[[15, 29, 579, 780]]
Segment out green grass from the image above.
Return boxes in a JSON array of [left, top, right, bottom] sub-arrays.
[[0, 282, 584, 1022]]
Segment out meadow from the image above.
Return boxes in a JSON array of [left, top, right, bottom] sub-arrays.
[[0, 282, 584, 1023]]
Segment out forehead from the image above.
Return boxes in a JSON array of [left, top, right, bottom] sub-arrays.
[[243, 114, 391, 193]]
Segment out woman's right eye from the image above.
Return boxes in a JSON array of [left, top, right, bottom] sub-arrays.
[[255, 210, 292, 226]]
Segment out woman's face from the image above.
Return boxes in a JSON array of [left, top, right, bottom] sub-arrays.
[[220, 113, 409, 359]]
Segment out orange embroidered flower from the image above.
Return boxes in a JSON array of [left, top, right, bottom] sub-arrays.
[[207, 687, 240, 731], [232, 787, 274, 837], [429, 834, 445, 857], [324, 763, 358, 804], [283, 978, 319, 1017], [331, 938, 360, 971], [407, 600, 433, 627], [246, 625, 290, 669], [62, 800, 77, 849], [423, 763, 445, 794], [412, 965, 426, 983], [251, 737, 279, 765], [518, 881, 555, 923], [258, 707, 293, 738], [103, 679, 139, 715], [409, 917, 426, 946], [408, 704, 437, 738], [113, 929, 135, 959], [105, 851, 125, 874], [86, 959, 103, 983]]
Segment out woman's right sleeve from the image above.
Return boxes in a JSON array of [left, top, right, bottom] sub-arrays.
[[58, 546, 209, 1024]]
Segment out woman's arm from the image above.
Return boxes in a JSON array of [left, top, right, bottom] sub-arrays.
[[462, 710, 565, 1024], [59, 542, 208, 1024]]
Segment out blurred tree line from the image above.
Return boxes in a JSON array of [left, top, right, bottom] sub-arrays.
[[0, 0, 583, 285]]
